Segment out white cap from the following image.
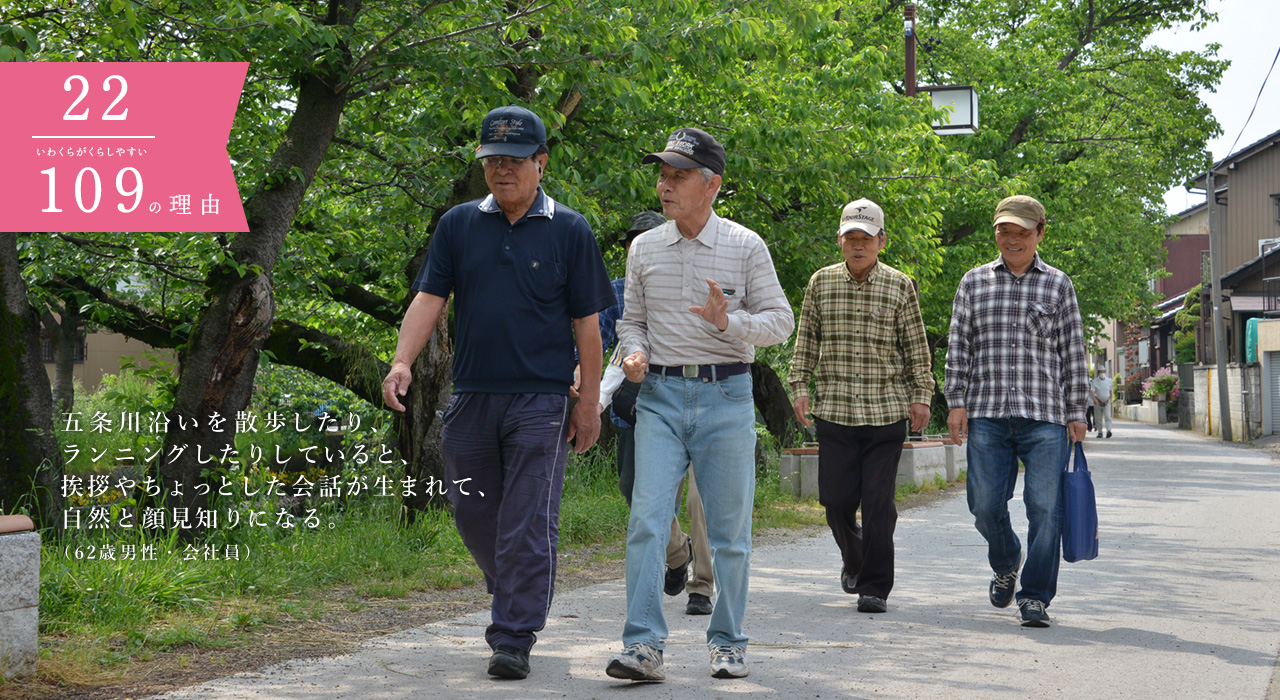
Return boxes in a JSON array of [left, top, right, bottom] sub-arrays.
[[838, 198, 884, 236]]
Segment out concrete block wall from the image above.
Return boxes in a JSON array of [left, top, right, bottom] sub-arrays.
[[781, 442, 955, 502], [1121, 399, 1169, 424], [0, 529, 40, 679], [1191, 365, 1263, 440], [940, 440, 967, 481], [897, 443, 946, 488]]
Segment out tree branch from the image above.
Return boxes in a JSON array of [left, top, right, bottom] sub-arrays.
[[386, 1, 554, 54], [262, 319, 389, 409], [318, 276, 402, 326], [48, 276, 186, 349]]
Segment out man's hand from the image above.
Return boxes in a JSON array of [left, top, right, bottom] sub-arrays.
[[622, 350, 649, 382], [909, 403, 930, 432], [566, 399, 601, 454], [688, 278, 729, 331], [947, 407, 968, 445], [381, 363, 413, 412], [792, 396, 812, 427], [1068, 420, 1087, 443], [570, 363, 581, 398]]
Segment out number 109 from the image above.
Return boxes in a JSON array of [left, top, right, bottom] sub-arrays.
[[41, 167, 144, 214]]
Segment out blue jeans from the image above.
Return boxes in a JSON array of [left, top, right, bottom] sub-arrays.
[[622, 372, 756, 650], [966, 417, 1067, 605]]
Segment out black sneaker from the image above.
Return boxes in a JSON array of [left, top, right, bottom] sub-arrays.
[[1106, 431, 1113, 438], [857, 595, 888, 613], [1096, 432, 1103, 439], [989, 553, 1022, 608], [664, 537, 692, 596], [488, 645, 530, 679], [840, 567, 857, 595], [1018, 599, 1051, 627], [686, 592, 713, 615]]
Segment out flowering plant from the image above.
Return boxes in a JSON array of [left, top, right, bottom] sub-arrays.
[[1142, 367, 1179, 400]]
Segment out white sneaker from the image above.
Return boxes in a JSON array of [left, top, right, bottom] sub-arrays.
[[606, 642, 664, 681], [709, 643, 748, 678]]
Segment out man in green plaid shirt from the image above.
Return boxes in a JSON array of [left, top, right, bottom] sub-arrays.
[[788, 198, 933, 614]]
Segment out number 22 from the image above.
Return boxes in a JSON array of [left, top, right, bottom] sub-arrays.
[[63, 74, 129, 121]]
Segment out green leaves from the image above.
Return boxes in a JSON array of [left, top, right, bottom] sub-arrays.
[[11, 0, 1223, 397]]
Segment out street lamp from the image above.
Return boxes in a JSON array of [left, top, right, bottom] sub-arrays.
[[905, 5, 979, 136], [921, 85, 979, 135]]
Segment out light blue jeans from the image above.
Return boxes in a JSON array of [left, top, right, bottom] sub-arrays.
[[622, 371, 756, 650], [966, 417, 1067, 605]]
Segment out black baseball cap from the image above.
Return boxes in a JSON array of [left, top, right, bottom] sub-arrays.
[[475, 105, 547, 159], [641, 127, 726, 176], [622, 210, 667, 240]]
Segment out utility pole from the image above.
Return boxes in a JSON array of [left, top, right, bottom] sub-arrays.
[[905, 5, 917, 97], [1207, 168, 1234, 441]]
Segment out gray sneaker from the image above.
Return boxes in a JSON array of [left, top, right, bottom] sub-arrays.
[[606, 642, 665, 682], [709, 643, 748, 678]]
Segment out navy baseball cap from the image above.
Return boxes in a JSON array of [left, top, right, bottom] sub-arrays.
[[642, 127, 726, 176], [622, 210, 667, 240], [475, 105, 547, 159]]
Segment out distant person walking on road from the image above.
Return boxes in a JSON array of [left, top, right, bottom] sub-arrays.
[[381, 106, 616, 680], [944, 195, 1089, 629], [1085, 369, 1096, 432], [605, 127, 793, 682], [1092, 369, 1114, 438], [596, 210, 716, 618], [788, 198, 933, 615]]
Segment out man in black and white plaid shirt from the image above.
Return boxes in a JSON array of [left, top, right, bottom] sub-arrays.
[[944, 195, 1088, 629]]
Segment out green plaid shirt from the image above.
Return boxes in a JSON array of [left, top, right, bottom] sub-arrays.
[[789, 261, 934, 427]]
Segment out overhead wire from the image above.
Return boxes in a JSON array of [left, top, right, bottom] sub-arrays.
[[1224, 42, 1280, 157]]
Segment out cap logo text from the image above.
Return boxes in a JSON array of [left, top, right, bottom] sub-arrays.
[[666, 130, 698, 156], [489, 118, 523, 142]]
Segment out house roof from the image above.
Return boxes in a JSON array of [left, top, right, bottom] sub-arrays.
[[1220, 242, 1280, 288], [1185, 126, 1280, 190], [1170, 202, 1206, 220], [1150, 291, 1188, 328]]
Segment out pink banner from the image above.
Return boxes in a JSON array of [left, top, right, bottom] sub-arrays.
[[0, 62, 249, 233]]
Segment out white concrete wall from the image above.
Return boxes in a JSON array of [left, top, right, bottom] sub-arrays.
[[1191, 365, 1262, 441]]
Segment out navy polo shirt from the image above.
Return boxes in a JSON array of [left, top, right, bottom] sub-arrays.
[[412, 188, 615, 395]]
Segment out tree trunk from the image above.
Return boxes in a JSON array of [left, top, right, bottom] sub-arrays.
[[41, 301, 81, 417], [752, 360, 800, 447], [151, 2, 360, 538], [394, 314, 452, 518], [0, 234, 65, 529]]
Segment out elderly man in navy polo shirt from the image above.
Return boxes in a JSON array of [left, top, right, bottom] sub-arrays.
[[382, 105, 615, 680]]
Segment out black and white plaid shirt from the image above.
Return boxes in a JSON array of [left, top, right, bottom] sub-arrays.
[[943, 254, 1089, 425]]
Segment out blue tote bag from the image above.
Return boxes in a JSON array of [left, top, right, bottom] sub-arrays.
[[1061, 442, 1099, 562]]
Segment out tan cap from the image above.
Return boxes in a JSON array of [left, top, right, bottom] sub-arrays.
[[993, 195, 1045, 230], [838, 198, 884, 236]]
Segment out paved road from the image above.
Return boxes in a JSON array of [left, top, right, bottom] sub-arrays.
[[153, 421, 1280, 699]]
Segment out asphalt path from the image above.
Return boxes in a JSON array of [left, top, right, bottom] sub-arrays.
[[152, 420, 1280, 699]]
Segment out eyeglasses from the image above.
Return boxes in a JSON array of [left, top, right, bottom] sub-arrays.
[[482, 155, 532, 170]]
